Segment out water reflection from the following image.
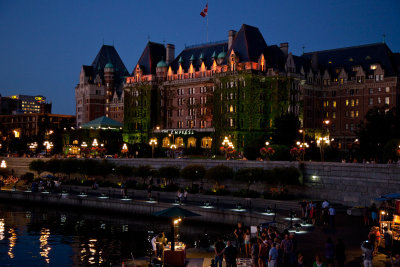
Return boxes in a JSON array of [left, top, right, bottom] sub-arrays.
[[0, 219, 4, 240], [39, 228, 51, 263], [8, 228, 17, 259]]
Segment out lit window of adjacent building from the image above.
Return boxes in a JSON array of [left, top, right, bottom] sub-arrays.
[[356, 110, 359, 117], [378, 97, 382, 104], [332, 112, 336, 119], [345, 123, 349, 130], [345, 99, 349, 106], [385, 97, 390, 105], [385, 87, 390, 93], [351, 111, 354, 118], [351, 100, 355, 107], [369, 88, 373, 94], [356, 99, 359, 106], [333, 101, 336, 108]]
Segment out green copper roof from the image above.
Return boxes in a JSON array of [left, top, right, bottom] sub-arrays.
[[190, 54, 195, 61], [211, 51, 217, 58], [199, 53, 204, 60], [105, 62, 114, 68], [178, 56, 183, 63], [217, 51, 226, 59], [81, 116, 123, 130], [157, 60, 168, 68]]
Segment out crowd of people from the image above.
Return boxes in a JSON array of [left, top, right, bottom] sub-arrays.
[[212, 222, 346, 267], [300, 200, 336, 228]]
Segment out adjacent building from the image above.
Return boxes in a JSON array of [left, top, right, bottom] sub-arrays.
[[0, 94, 51, 115], [75, 45, 129, 127], [299, 43, 400, 150]]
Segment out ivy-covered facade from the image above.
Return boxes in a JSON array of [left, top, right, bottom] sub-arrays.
[[122, 25, 303, 157]]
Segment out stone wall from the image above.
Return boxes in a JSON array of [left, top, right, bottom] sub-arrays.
[[2, 157, 400, 207]]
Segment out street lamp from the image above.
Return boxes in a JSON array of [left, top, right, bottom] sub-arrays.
[[149, 138, 157, 158], [170, 144, 177, 158], [43, 141, 53, 157], [0, 160, 6, 169], [92, 139, 98, 147], [221, 136, 234, 159]]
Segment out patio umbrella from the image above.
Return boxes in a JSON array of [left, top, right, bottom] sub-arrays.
[[374, 197, 389, 201], [383, 193, 400, 199], [43, 174, 56, 179], [152, 206, 200, 250]]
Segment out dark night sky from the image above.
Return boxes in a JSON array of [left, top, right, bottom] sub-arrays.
[[0, 0, 399, 115]]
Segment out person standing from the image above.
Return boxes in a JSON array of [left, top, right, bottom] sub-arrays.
[[244, 228, 251, 257], [325, 237, 335, 267], [234, 222, 245, 254], [268, 243, 278, 267], [214, 237, 226, 267], [151, 235, 157, 257], [147, 184, 152, 199], [183, 189, 188, 203], [328, 206, 336, 229], [335, 239, 346, 267], [312, 255, 326, 267], [258, 238, 268, 267], [280, 234, 293, 265], [391, 253, 400, 267], [384, 227, 393, 257], [250, 238, 259, 267], [361, 241, 373, 267], [224, 240, 238, 267]]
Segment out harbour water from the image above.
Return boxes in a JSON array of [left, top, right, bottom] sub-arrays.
[[0, 202, 231, 266]]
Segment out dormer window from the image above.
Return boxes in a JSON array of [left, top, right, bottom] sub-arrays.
[[370, 64, 377, 70]]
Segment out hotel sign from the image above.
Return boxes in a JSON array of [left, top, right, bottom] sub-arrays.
[[160, 129, 195, 135]]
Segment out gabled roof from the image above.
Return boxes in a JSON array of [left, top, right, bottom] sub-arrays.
[[135, 42, 166, 75], [170, 41, 228, 71], [228, 24, 267, 62], [81, 116, 123, 129], [303, 43, 398, 76]]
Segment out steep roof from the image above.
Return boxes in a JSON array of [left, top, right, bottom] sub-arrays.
[[135, 42, 166, 75], [170, 41, 228, 71], [228, 24, 267, 62], [263, 45, 286, 72], [82, 45, 129, 86], [303, 43, 398, 76]]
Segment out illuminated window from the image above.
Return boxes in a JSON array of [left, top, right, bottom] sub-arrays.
[[333, 101, 337, 108], [351, 100, 355, 107], [345, 99, 349, 106], [369, 98, 373, 105], [356, 110, 359, 117], [385, 87, 390, 93], [351, 111, 354, 118], [187, 137, 196, 148], [162, 137, 170, 148], [201, 137, 212, 148], [356, 99, 359, 106], [332, 112, 336, 119], [378, 97, 381, 104], [385, 97, 390, 105]]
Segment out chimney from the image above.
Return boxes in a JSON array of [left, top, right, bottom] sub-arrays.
[[166, 44, 175, 65], [228, 30, 237, 50], [311, 52, 318, 72], [279, 43, 288, 57]]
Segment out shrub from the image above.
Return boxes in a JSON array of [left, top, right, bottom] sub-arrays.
[[61, 158, 79, 179], [115, 165, 133, 178], [180, 164, 206, 186], [20, 172, 35, 184], [272, 167, 301, 185], [45, 159, 61, 176], [235, 168, 265, 190], [205, 165, 233, 187], [204, 188, 231, 196], [29, 159, 46, 177], [157, 166, 180, 184]]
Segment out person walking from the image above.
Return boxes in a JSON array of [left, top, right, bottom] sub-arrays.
[[224, 240, 238, 267], [250, 238, 259, 267], [335, 239, 346, 267], [384, 227, 393, 257], [244, 228, 251, 257], [258, 238, 268, 267], [328, 206, 336, 229], [234, 222, 245, 254], [214, 237, 226, 267], [280, 234, 293, 265]]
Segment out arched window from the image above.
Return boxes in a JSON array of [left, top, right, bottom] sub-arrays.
[[162, 137, 170, 148], [201, 137, 212, 148], [175, 137, 184, 147], [187, 137, 196, 148]]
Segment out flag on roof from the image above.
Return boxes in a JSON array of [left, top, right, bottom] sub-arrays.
[[200, 3, 208, 17]]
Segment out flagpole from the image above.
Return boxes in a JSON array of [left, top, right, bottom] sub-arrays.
[[206, 2, 209, 42]]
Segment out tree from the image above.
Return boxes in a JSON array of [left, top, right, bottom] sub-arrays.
[[273, 113, 301, 147], [235, 168, 264, 191], [29, 159, 46, 178], [205, 165, 234, 188], [95, 160, 115, 180], [60, 158, 79, 179], [158, 166, 180, 185], [115, 165, 133, 178], [45, 159, 61, 176], [358, 107, 400, 161], [79, 159, 99, 179], [135, 165, 152, 184], [180, 164, 206, 187]]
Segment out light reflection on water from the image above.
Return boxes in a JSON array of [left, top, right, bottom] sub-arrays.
[[0, 203, 230, 266]]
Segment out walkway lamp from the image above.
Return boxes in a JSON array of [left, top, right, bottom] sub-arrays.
[[149, 138, 157, 158]]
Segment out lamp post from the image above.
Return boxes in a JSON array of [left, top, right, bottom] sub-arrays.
[[43, 141, 53, 157], [222, 136, 234, 159], [149, 138, 157, 158], [0, 160, 6, 169], [81, 142, 87, 157], [170, 144, 177, 159], [296, 141, 309, 161]]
